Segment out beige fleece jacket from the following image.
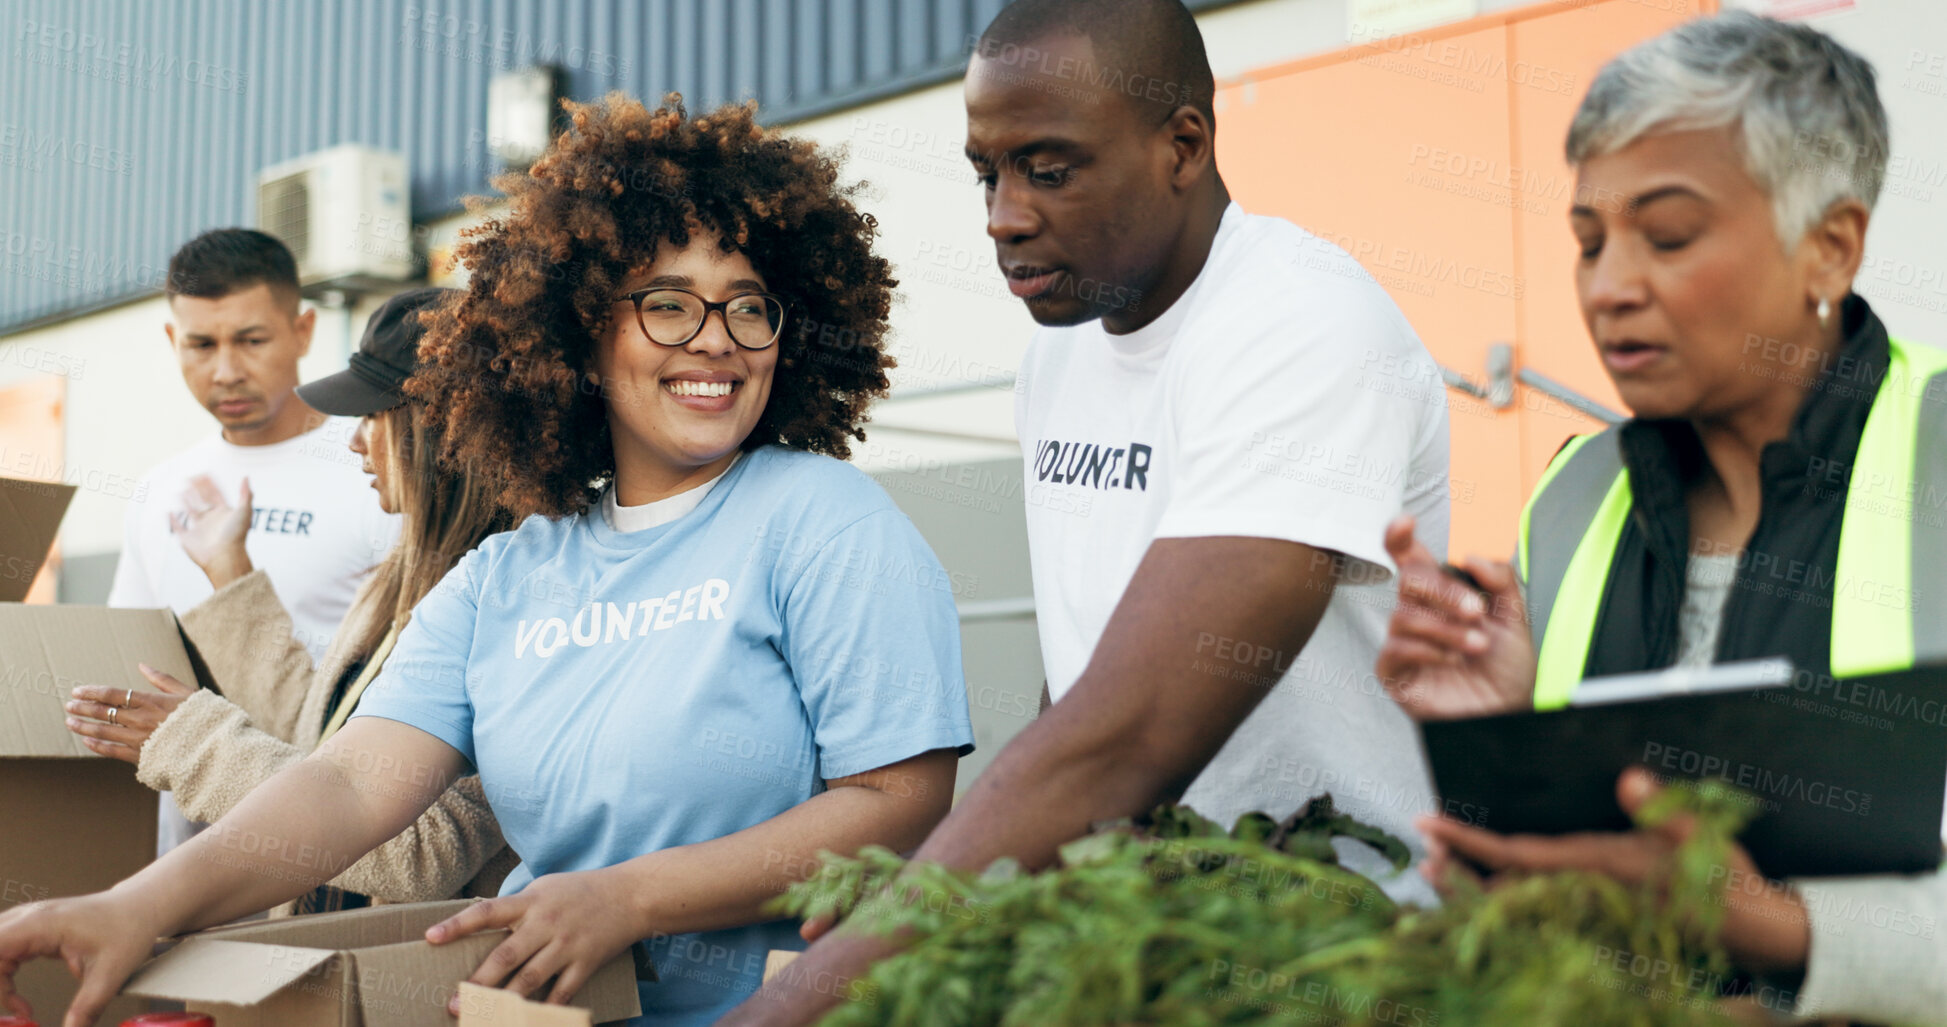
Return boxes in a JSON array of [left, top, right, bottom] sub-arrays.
[[139, 569, 517, 914]]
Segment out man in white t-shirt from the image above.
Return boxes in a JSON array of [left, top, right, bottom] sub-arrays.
[[1011, 193, 1454, 850], [107, 229, 400, 854], [728, 2, 1452, 1019]]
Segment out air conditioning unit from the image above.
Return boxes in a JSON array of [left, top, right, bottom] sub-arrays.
[[254, 144, 414, 290]]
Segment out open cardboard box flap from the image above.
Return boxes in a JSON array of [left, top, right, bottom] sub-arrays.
[[0, 603, 213, 757], [122, 938, 340, 1006], [123, 900, 642, 1027], [0, 474, 75, 603]]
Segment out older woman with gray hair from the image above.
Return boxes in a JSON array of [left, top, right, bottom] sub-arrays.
[[1376, 12, 1947, 1023]]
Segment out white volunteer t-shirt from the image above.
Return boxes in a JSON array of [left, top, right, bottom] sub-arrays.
[[107, 417, 401, 659], [1015, 202, 1451, 898]]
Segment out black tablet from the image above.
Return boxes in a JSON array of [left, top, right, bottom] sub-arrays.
[[1420, 659, 1947, 878]]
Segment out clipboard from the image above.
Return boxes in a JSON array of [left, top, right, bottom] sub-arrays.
[[1421, 660, 1947, 878]]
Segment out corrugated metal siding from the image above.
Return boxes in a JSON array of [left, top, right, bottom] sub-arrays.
[[0, 0, 1236, 335]]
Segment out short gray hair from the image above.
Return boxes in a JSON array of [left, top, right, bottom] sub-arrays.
[[1566, 12, 1888, 247]]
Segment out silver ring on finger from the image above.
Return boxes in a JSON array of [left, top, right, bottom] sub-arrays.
[[126, 688, 135, 707], [107, 705, 119, 725]]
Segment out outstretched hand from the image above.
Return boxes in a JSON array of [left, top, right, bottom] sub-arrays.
[[65, 663, 199, 763], [1375, 515, 1535, 720], [430, 865, 646, 1013], [1418, 767, 1810, 974], [169, 474, 254, 589], [0, 891, 165, 1027]]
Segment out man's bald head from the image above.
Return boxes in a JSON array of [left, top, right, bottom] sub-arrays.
[[965, 0, 1228, 331], [973, 0, 1216, 132]]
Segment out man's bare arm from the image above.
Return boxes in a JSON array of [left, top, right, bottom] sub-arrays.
[[724, 535, 1341, 1024], [911, 535, 1337, 869]]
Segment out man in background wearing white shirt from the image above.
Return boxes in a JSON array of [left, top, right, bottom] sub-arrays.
[[108, 228, 400, 855], [731, 1, 1454, 1020]]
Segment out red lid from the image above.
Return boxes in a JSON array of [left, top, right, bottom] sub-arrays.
[[119, 1016, 214, 1026]]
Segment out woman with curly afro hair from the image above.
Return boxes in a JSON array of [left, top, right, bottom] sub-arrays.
[[0, 95, 974, 1027]]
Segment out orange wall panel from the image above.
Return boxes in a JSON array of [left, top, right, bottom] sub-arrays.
[[1508, 0, 1708, 492], [0, 375, 68, 603], [1216, 25, 1525, 556], [1213, 0, 1712, 559]]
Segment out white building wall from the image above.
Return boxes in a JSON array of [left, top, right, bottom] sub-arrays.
[[1762, 0, 1947, 346]]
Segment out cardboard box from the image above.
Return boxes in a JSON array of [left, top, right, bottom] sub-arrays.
[[0, 602, 219, 1023], [123, 900, 644, 1027], [457, 982, 593, 1026], [762, 950, 800, 983], [0, 474, 75, 602]]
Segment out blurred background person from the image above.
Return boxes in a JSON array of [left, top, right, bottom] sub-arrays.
[[106, 227, 402, 857], [1377, 14, 1947, 1024], [65, 286, 518, 915]]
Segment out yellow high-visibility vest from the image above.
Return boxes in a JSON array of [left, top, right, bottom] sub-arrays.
[[1517, 336, 1947, 709]]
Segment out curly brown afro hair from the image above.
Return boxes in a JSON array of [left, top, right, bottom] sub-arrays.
[[408, 93, 897, 518]]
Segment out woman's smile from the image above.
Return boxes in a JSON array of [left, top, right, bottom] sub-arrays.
[[661, 370, 746, 413]]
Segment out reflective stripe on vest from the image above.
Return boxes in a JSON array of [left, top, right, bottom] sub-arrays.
[[1516, 432, 1633, 711], [1832, 337, 1947, 675], [1517, 336, 1947, 708]]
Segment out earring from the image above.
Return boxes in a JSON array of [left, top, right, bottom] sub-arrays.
[[1816, 297, 1832, 329]]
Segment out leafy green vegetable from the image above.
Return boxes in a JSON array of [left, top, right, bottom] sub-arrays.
[[773, 783, 1760, 1026]]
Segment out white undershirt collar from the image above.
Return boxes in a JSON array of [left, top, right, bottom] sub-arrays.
[[600, 452, 743, 533]]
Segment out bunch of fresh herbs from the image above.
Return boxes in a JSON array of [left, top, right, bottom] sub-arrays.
[[772, 782, 1759, 1026]]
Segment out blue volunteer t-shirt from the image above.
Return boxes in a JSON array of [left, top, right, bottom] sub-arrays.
[[352, 446, 974, 1025]]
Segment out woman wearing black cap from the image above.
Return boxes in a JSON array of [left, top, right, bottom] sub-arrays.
[[61, 286, 521, 916]]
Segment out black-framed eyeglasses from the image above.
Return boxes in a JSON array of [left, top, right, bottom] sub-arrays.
[[619, 287, 790, 351]]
